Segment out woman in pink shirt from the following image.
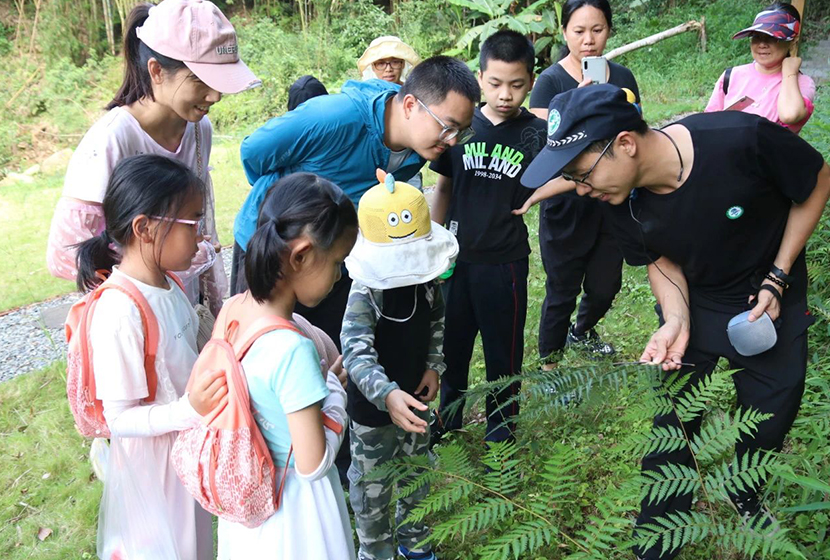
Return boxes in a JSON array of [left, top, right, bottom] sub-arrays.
[[705, 2, 815, 134]]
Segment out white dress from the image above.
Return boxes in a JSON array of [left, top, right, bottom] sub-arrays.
[[217, 329, 356, 560], [89, 267, 212, 560]]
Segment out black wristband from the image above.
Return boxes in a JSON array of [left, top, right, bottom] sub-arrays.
[[769, 264, 793, 286], [758, 284, 782, 304], [764, 273, 788, 290]]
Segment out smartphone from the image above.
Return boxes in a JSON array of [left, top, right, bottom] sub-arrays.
[[725, 95, 754, 111], [582, 56, 608, 84]]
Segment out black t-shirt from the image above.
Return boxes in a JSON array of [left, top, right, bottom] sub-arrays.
[[430, 106, 547, 264], [607, 111, 824, 312], [529, 61, 641, 109]]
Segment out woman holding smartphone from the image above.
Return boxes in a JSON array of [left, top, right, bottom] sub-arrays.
[[528, 0, 639, 364], [705, 2, 815, 135]]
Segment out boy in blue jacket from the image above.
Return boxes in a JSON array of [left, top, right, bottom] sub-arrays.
[[232, 56, 479, 348]]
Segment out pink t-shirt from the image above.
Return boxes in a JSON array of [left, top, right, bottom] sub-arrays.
[[705, 62, 816, 134]]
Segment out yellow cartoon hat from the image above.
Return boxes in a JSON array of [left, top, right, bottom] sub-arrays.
[[345, 170, 458, 290]]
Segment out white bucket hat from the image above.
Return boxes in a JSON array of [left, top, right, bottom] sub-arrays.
[[345, 171, 458, 290]]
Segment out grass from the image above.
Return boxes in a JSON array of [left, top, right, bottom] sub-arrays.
[[0, 362, 98, 559]]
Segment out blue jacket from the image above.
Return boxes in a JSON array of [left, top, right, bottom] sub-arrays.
[[234, 79, 426, 250]]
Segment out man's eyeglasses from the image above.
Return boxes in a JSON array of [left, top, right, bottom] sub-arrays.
[[373, 59, 404, 70], [416, 98, 475, 145], [152, 216, 206, 235], [561, 138, 614, 188]]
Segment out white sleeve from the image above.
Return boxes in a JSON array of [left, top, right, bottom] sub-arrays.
[[296, 371, 348, 482], [102, 395, 201, 437]]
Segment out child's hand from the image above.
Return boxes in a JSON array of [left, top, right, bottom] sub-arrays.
[[415, 369, 439, 402], [385, 389, 428, 433], [188, 369, 228, 416], [328, 355, 348, 390]]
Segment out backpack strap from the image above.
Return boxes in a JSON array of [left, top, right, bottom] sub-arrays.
[[97, 273, 161, 403], [723, 67, 733, 96]]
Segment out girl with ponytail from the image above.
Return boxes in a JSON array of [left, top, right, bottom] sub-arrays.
[[47, 0, 260, 316], [216, 172, 358, 559], [79, 154, 227, 560]]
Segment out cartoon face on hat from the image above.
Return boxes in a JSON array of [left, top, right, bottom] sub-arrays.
[[358, 170, 431, 244]]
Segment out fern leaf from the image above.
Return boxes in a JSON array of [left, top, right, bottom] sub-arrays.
[[639, 463, 700, 505], [477, 518, 555, 560], [634, 510, 712, 556], [429, 497, 514, 543], [673, 370, 733, 422]]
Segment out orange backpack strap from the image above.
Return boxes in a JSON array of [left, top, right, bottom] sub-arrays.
[[96, 274, 161, 403], [166, 271, 186, 293]]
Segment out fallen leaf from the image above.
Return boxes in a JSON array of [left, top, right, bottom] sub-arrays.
[[36, 527, 52, 541]]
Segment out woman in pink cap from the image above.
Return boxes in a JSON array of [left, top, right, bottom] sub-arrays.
[[705, 1, 815, 134], [46, 0, 260, 317]]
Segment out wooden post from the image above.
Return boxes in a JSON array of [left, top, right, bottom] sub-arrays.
[[791, 0, 806, 57]]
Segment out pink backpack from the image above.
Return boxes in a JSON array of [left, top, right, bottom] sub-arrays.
[[171, 295, 342, 528], [65, 272, 185, 439]]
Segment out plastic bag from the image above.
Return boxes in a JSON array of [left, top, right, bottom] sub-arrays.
[[89, 438, 110, 482], [97, 436, 181, 560]]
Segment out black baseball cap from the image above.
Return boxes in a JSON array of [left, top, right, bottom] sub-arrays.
[[521, 84, 644, 189]]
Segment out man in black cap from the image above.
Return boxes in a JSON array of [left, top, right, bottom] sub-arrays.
[[521, 84, 830, 559]]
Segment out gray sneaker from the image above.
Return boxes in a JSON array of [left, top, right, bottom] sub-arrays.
[[565, 324, 616, 356]]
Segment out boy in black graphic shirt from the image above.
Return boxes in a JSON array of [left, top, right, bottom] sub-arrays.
[[521, 84, 830, 560], [430, 30, 546, 444]]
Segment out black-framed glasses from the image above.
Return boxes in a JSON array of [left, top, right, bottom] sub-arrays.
[[561, 138, 614, 188], [373, 58, 405, 70], [416, 98, 475, 145]]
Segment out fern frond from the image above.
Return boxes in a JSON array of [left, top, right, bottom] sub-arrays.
[[639, 463, 700, 505], [673, 370, 733, 422], [703, 450, 777, 501], [401, 476, 475, 525], [634, 510, 712, 556], [429, 497, 514, 543], [476, 518, 555, 560], [690, 408, 773, 462], [624, 424, 688, 457]]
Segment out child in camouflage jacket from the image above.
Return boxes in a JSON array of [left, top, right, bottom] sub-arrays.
[[341, 171, 458, 560]]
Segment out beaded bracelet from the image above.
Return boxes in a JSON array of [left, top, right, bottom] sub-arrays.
[[764, 273, 787, 290]]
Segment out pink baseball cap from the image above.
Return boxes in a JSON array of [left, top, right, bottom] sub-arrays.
[[136, 0, 261, 94]]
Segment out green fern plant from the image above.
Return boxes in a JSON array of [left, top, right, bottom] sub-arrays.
[[365, 363, 810, 558]]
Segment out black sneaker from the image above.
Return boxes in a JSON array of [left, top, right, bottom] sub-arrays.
[[565, 324, 616, 356]]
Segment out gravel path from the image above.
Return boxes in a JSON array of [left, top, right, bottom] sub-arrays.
[[0, 250, 233, 383]]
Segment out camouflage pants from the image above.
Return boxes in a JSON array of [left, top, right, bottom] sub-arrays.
[[348, 411, 432, 560]]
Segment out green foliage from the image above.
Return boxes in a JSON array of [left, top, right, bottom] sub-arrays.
[[444, 0, 562, 66], [329, 0, 394, 54], [376, 363, 816, 558]]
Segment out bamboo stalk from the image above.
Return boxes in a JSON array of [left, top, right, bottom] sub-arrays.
[[605, 20, 704, 60], [27, 0, 42, 54]]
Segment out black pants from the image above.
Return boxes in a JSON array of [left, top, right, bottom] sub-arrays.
[[232, 241, 354, 484], [634, 302, 812, 560], [538, 195, 623, 357], [439, 258, 528, 443], [231, 242, 352, 351]]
